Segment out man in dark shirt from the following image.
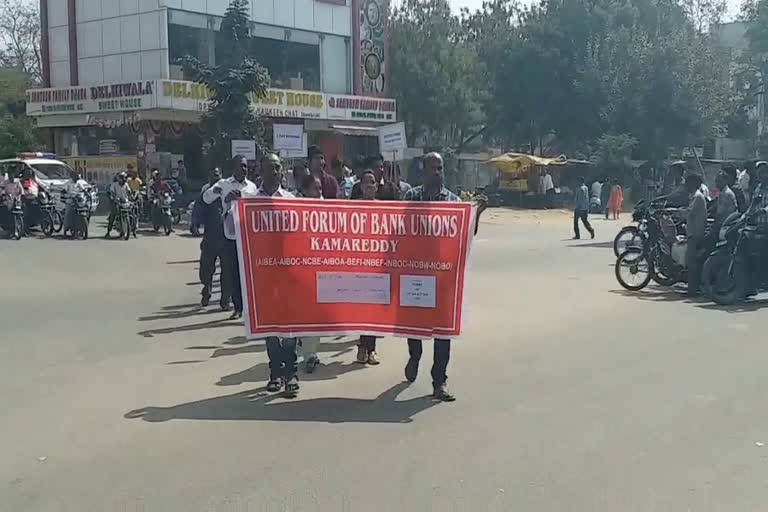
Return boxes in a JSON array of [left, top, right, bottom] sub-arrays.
[[198, 168, 226, 308], [308, 145, 340, 199], [401, 152, 487, 402]]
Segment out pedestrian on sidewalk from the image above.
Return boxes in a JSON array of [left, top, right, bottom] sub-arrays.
[[572, 176, 595, 240], [401, 152, 488, 402], [607, 179, 623, 220]]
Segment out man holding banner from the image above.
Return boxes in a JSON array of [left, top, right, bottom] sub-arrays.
[[233, 151, 485, 401], [401, 153, 487, 401]]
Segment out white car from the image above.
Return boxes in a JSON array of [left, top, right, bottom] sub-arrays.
[[0, 154, 99, 213]]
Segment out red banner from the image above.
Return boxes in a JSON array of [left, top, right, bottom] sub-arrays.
[[234, 199, 475, 339]]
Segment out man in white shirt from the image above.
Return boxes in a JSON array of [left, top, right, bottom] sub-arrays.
[[63, 169, 90, 234], [203, 155, 260, 319]]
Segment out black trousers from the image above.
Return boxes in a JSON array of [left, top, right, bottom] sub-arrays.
[[407, 338, 451, 387], [106, 201, 118, 233], [360, 335, 377, 351], [573, 209, 594, 239], [199, 238, 223, 294], [266, 337, 297, 380], [221, 239, 242, 313]]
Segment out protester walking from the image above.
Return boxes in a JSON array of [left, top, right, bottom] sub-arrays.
[[308, 145, 340, 199], [572, 177, 595, 240], [401, 152, 488, 401], [607, 179, 623, 220], [197, 168, 226, 308], [202, 155, 259, 319]]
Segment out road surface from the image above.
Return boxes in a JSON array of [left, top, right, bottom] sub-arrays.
[[2, 211, 768, 511]]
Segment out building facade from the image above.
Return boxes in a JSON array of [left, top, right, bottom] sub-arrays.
[[28, 0, 394, 183]]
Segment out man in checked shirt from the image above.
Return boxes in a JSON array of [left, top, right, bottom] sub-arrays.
[[401, 152, 487, 402]]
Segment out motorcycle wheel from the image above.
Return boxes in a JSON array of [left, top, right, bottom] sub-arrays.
[[614, 226, 644, 257], [615, 247, 653, 291], [164, 216, 172, 236], [41, 212, 54, 237], [702, 252, 745, 305], [52, 210, 63, 233], [121, 216, 130, 240], [12, 215, 23, 240]]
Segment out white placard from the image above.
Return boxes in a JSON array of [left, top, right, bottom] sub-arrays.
[[273, 124, 305, 151], [400, 275, 436, 308], [282, 132, 308, 159], [316, 272, 391, 305], [378, 122, 406, 152], [231, 139, 257, 160]]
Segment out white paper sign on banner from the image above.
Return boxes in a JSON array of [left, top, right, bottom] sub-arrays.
[[273, 124, 305, 151], [232, 139, 257, 160], [378, 122, 407, 153]]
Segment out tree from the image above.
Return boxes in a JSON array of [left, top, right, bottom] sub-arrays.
[[180, 0, 270, 166], [389, 0, 483, 149], [0, 68, 41, 156], [0, 0, 41, 84]]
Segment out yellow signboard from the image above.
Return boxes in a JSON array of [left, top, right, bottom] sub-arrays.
[[62, 155, 137, 187]]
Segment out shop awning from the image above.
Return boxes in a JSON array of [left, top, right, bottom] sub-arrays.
[[329, 124, 379, 137], [485, 153, 568, 178]]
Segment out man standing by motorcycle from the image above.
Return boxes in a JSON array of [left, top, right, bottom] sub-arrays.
[[105, 172, 131, 238], [685, 173, 707, 298], [197, 168, 226, 308], [63, 169, 89, 233], [148, 170, 172, 229]]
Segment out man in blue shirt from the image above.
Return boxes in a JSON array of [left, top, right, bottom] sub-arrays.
[[573, 176, 595, 240], [402, 152, 487, 402]]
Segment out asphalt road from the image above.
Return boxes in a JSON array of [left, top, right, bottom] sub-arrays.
[[3, 211, 768, 511]]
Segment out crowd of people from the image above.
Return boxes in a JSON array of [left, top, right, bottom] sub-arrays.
[[194, 145, 488, 401]]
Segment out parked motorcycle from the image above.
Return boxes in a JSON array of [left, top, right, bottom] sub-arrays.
[[63, 190, 91, 240], [153, 192, 173, 236], [701, 205, 768, 305], [37, 191, 56, 237], [116, 198, 137, 240], [1, 189, 25, 240], [613, 200, 649, 257], [615, 202, 700, 291]]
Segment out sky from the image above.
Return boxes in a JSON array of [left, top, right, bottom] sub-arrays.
[[392, 0, 742, 20]]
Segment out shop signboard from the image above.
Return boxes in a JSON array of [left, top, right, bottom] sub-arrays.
[[26, 81, 156, 115], [157, 80, 212, 112], [327, 94, 396, 122], [61, 155, 137, 188], [26, 81, 397, 123]]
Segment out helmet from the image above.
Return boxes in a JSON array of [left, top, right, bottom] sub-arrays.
[[151, 170, 160, 179], [118, 171, 127, 180]]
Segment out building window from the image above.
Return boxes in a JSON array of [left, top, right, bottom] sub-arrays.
[[169, 24, 211, 72], [215, 33, 321, 91]]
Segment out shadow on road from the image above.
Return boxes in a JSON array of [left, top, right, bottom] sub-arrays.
[[166, 259, 199, 265], [124, 382, 437, 424], [609, 287, 690, 303], [138, 307, 224, 322], [695, 298, 768, 313], [216, 359, 366, 386], [138, 318, 241, 338], [568, 241, 614, 249]]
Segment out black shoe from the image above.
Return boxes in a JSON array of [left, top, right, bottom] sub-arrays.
[[230, 311, 242, 320], [572, 236, 580, 240], [266, 379, 281, 392], [590, 231, 595, 239], [220, 302, 231, 312], [284, 376, 299, 398], [201, 288, 211, 307], [404, 358, 419, 383], [433, 383, 456, 402]]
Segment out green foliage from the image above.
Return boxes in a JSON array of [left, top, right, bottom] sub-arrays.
[[592, 134, 639, 167], [389, 0, 484, 148], [180, 0, 270, 166], [0, 68, 40, 157], [390, 0, 733, 164]]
